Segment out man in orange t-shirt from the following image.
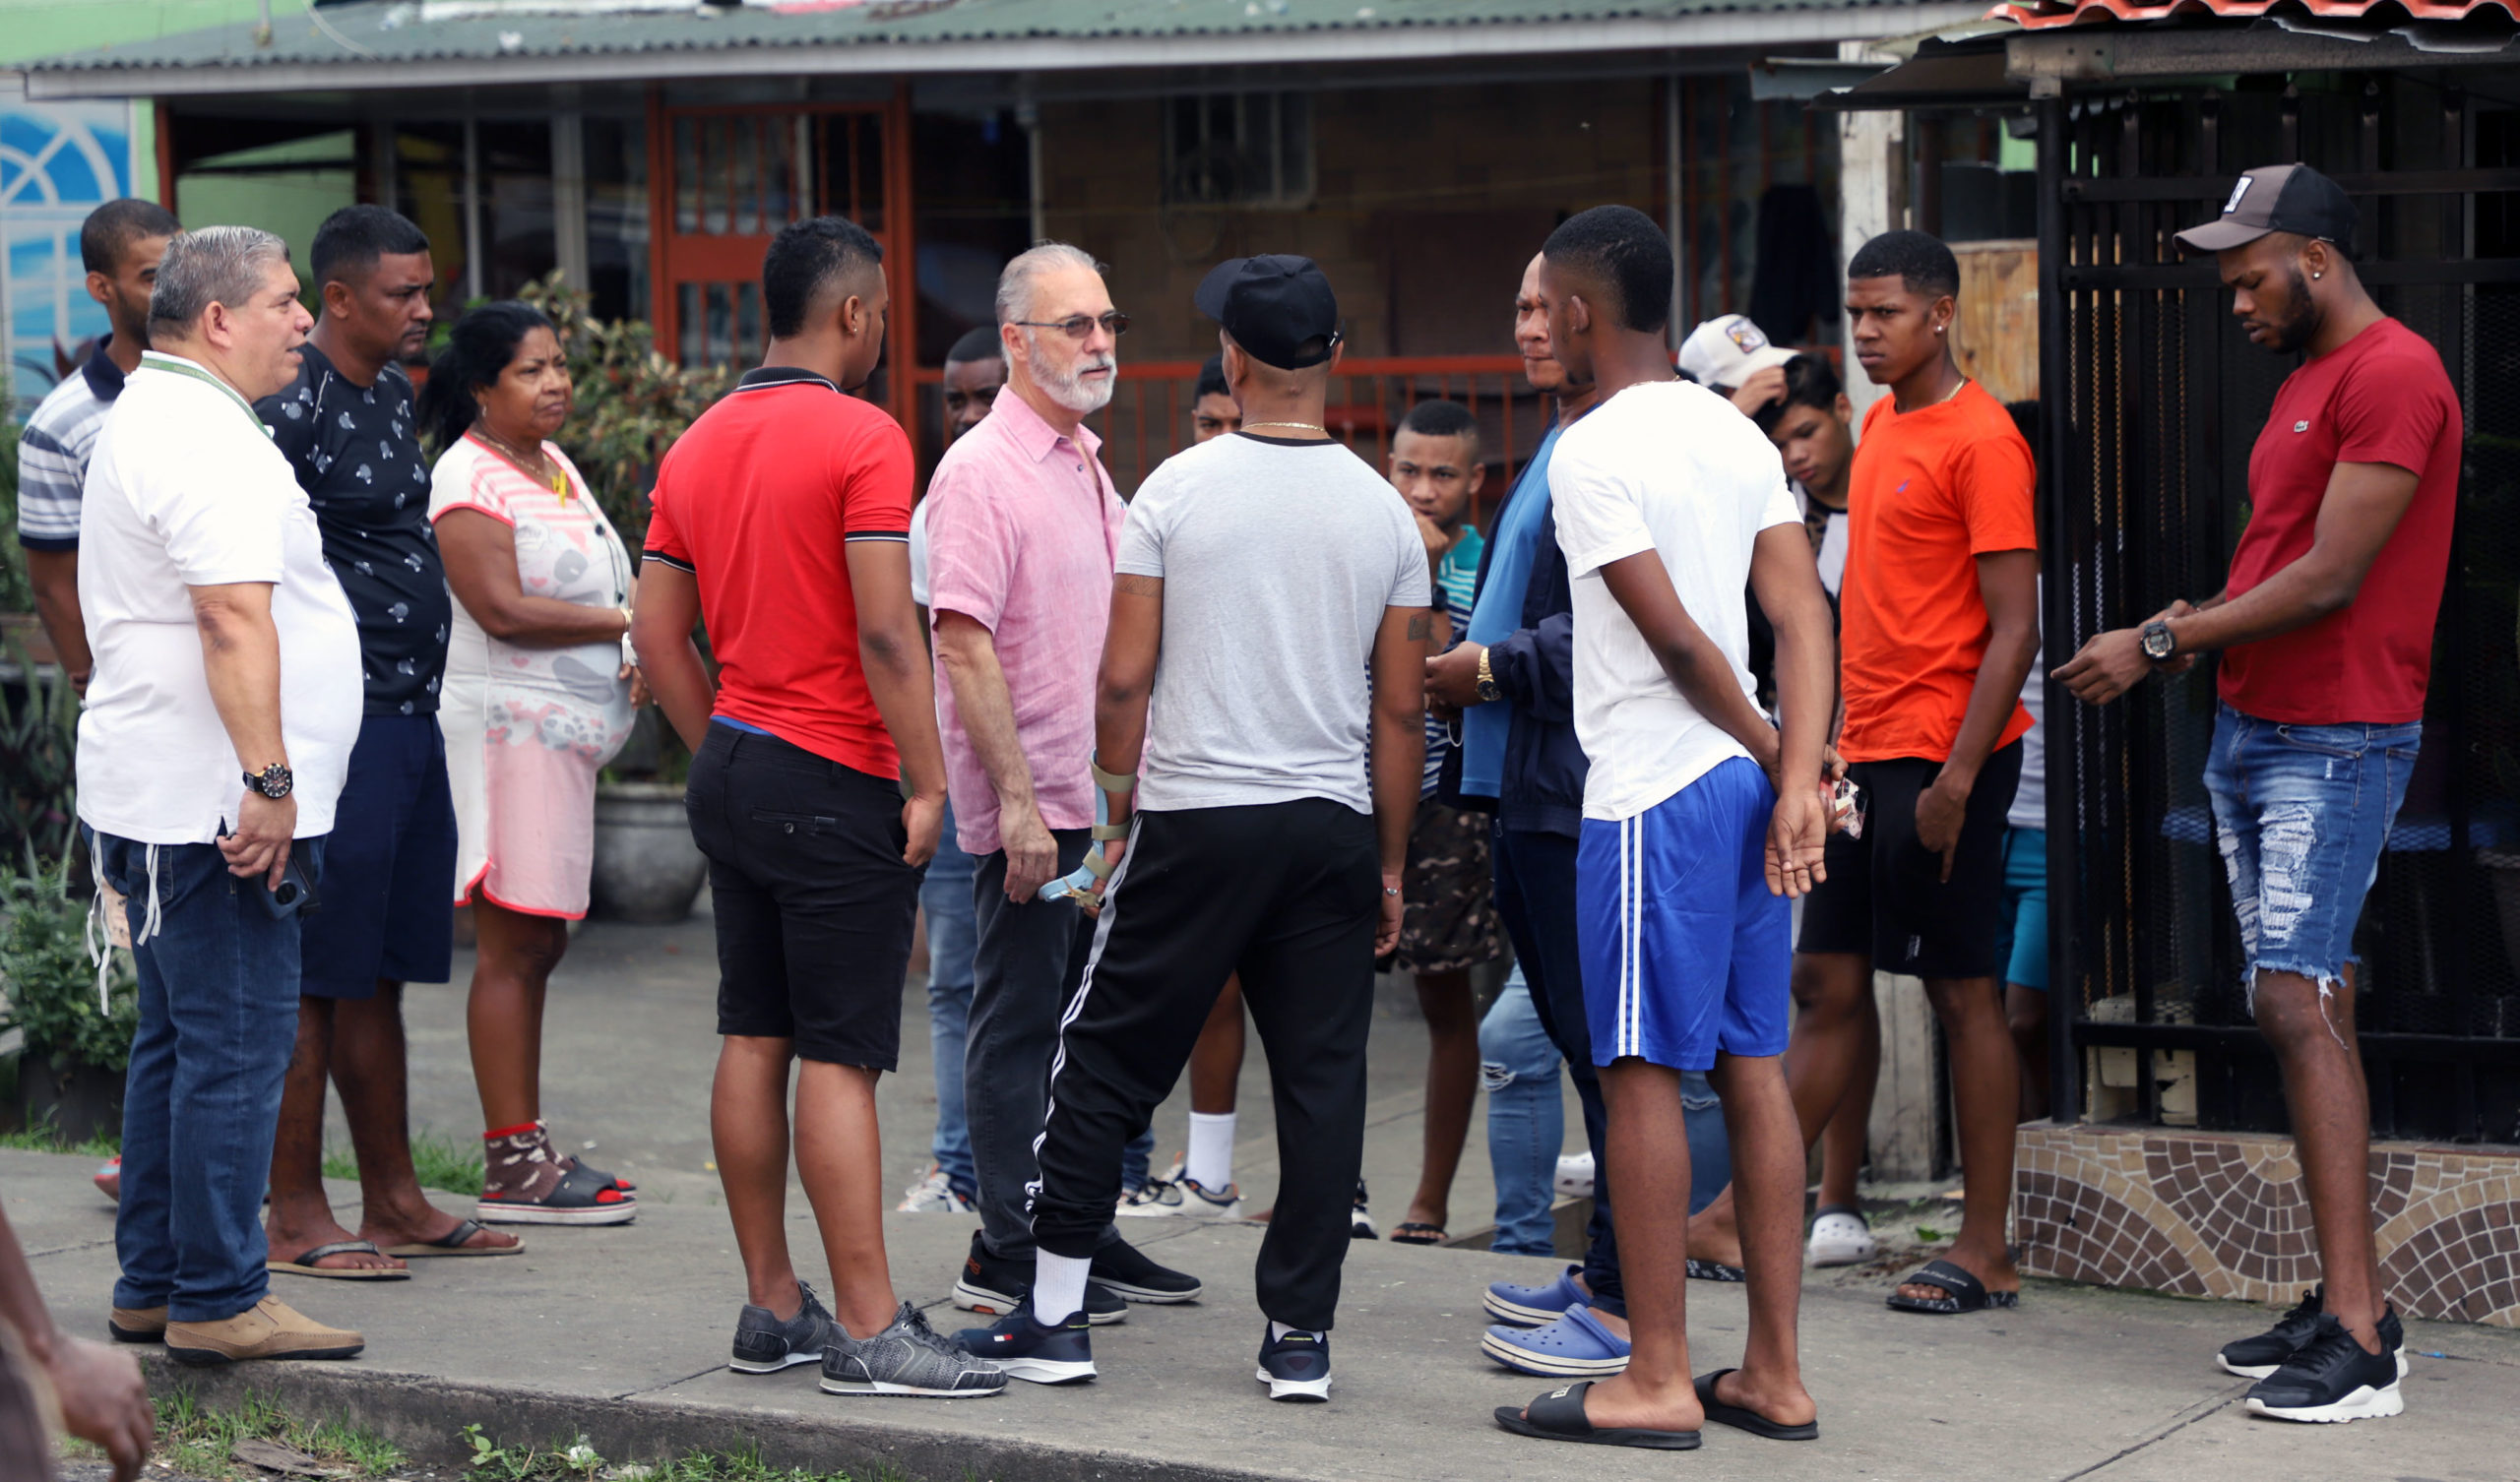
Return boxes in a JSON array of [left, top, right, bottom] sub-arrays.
[[1694, 230, 2041, 1319]]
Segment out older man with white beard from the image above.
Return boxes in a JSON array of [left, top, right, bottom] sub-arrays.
[[925, 243, 1201, 1324]]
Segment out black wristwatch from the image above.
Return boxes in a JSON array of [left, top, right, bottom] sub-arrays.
[[2139, 618, 2178, 662], [243, 763, 294, 799]]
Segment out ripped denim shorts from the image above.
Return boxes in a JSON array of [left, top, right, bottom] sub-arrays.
[[2201, 703, 2422, 1007]]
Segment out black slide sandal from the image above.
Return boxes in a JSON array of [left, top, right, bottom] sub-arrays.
[[1686, 1257, 1746, 1283], [1886, 1258, 2019, 1315], [1694, 1369, 1819, 1441], [1494, 1381, 1703, 1451]]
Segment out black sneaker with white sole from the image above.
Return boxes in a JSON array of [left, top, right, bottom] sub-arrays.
[[2220, 1286, 2410, 1381], [728, 1279, 840, 1374], [1090, 1238, 1202, 1304], [1257, 1326, 1333, 1402], [2243, 1313, 2405, 1423], [951, 1299, 1098, 1385], [949, 1229, 1128, 1325], [819, 1303, 1006, 1398]]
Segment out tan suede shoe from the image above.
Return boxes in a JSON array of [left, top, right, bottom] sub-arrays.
[[164, 1297, 363, 1365], [108, 1306, 166, 1342]]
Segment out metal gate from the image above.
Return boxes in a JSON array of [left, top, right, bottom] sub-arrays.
[[2041, 77, 2520, 1143]]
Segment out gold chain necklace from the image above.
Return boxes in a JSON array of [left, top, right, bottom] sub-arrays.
[[473, 426, 569, 500], [1243, 420, 1328, 435]]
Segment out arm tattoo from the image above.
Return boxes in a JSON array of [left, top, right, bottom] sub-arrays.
[[1114, 574, 1164, 597], [1406, 611, 1431, 643]]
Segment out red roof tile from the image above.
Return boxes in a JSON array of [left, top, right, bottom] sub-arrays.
[[1994, 0, 2518, 29]]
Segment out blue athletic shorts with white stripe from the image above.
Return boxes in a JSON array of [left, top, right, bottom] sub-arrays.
[[1576, 756, 1792, 1073]]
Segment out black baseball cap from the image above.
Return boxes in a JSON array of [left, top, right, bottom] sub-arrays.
[[1194, 254, 1342, 370], [2174, 163, 2358, 256]]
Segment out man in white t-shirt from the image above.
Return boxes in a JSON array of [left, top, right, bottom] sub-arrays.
[[77, 226, 365, 1367], [1495, 207, 1835, 1451]]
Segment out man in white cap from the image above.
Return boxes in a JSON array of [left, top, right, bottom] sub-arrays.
[[1677, 313, 1800, 418]]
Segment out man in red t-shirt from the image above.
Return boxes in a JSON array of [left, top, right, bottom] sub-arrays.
[[630, 216, 1000, 1399], [2061, 164, 2460, 1425]]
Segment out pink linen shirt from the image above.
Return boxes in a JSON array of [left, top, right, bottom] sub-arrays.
[[924, 390, 1128, 857]]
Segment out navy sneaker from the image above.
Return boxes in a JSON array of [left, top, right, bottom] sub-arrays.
[[2244, 1313, 2404, 1423], [1257, 1326, 1333, 1402], [1090, 1238, 1202, 1304], [950, 1228, 1128, 1325], [951, 1299, 1097, 1385], [729, 1279, 840, 1374]]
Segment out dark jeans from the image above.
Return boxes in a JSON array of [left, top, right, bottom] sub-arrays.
[[1492, 824, 1622, 1317], [99, 832, 321, 1323], [967, 828, 1110, 1260]]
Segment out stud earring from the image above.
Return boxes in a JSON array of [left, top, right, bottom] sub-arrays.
[[2312, 272, 2323, 279]]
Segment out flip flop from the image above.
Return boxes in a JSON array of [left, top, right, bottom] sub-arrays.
[[1694, 1369, 1819, 1441], [1388, 1222, 1448, 1246], [1493, 1380, 1702, 1451], [1886, 1258, 2019, 1315], [379, 1218, 524, 1258], [1686, 1257, 1746, 1283], [267, 1240, 410, 1280]]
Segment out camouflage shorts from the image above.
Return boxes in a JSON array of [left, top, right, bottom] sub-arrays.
[[1393, 801, 1505, 974]]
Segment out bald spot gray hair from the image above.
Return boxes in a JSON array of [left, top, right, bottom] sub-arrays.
[[994, 241, 1103, 326], [151, 225, 291, 336]]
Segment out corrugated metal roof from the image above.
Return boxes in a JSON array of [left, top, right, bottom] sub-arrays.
[[1995, 0, 2518, 29], [22, 0, 1965, 77]]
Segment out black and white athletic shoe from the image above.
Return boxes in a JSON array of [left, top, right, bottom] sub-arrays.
[[951, 1300, 1098, 1385], [1257, 1326, 1333, 1402], [728, 1279, 840, 1374], [949, 1229, 1127, 1325], [819, 1303, 1006, 1397], [1090, 1239, 1203, 1304], [1350, 1181, 1377, 1240], [2219, 1287, 2409, 1381], [2243, 1314, 2405, 1423]]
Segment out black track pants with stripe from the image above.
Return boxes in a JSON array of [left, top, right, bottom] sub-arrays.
[[1029, 797, 1380, 1332]]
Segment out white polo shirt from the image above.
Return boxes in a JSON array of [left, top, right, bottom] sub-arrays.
[[76, 351, 362, 845]]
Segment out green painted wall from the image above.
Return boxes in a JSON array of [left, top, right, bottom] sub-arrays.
[[0, 0, 272, 66]]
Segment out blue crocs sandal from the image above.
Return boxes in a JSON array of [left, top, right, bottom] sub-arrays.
[[1479, 1304, 1631, 1379], [1483, 1264, 1588, 1327]]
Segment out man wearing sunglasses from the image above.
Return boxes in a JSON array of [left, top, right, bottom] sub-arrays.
[[924, 242, 1198, 1327]]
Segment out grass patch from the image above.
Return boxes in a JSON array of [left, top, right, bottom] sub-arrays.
[[141, 1389, 410, 1480], [0, 1123, 117, 1157], [465, 1427, 887, 1480], [319, 1131, 485, 1197]]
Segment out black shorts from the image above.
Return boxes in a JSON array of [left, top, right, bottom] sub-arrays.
[[685, 722, 918, 1069], [300, 713, 458, 998], [1796, 740, 2023, 980]]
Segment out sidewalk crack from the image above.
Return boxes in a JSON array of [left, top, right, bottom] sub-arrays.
[[613, 1363, 728, 1400], [2052, 1383, 2248, 1481]]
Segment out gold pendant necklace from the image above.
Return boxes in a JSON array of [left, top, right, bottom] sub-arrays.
[[476, 428, 568, 500]]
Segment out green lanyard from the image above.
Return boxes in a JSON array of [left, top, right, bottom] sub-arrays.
[[140, 351, 272, 436]]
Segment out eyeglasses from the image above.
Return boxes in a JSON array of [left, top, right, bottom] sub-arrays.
[[1010, 312, 1130, 340]]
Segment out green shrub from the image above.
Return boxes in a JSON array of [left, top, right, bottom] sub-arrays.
[[0, 853, 136, 1074]]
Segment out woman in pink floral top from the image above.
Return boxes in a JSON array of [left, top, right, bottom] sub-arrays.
[[420, 302, 641, 1227]]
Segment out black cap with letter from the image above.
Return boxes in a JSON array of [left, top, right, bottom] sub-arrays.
[[2174, 163, 2358, 257]]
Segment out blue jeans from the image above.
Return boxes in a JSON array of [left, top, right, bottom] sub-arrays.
[[1680, 1071, 1731, 1215], [2202, 704, 2422, 1001], [920, 801, 978, 1199], [1480, 968, 1562, 1256], [98, 833, 322, 1322]]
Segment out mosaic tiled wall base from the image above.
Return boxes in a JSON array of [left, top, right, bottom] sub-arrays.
[[2015, 1125, 2520, 1326]]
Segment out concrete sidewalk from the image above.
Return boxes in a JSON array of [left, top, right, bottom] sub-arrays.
[[16, 1147, 2520, 1482]]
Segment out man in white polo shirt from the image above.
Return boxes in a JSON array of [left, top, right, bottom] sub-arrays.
[[79, 225, 366, 1366]]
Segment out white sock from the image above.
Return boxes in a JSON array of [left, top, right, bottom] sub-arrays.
[[1186, 1111, 1237, 1190], [1032, 1252, 1091, 1327], [1270, 1321, 1304, 1340]]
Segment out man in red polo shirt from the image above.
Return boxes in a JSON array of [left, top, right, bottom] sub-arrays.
[[632, 216, 1001, 1400], [2060, 164, 2458, 1424]]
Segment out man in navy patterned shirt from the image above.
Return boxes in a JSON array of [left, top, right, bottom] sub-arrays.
[[255, 207, 519, 1276]]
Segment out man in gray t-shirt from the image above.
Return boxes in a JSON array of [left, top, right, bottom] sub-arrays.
[[956, 255, 1427, 1402]]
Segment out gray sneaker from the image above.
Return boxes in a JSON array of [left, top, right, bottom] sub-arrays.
[[821, 1303, 1008, 1398], [729, 1280, 840, 1374]]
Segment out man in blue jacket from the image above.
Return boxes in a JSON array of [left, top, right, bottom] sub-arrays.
[[1426, 253, 1627, 1377]]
